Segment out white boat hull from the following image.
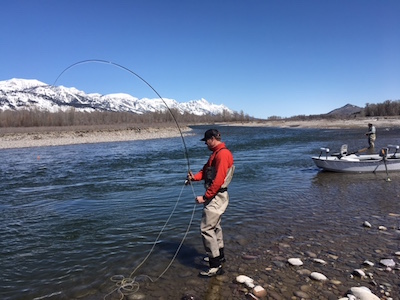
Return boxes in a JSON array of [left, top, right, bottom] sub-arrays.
[[312, 152, 400, 173]]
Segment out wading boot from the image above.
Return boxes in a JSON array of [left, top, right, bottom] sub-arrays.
[[203, 248, 226, 263], [199, 257, 223, 277]]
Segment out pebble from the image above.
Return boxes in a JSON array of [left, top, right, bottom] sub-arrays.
[[395, 251, 400, 256], [305, 251, 317, 258], [296, 269, 311, 276], [380, 259, 396, 267], [378, 225, 387, 230], [241, 254, 258, 260], [272, 261, 285, 268], [353, 269, 366, 277], [127, 293, 146, 299], [363, 221, 372, 228], [253, 285, 267, 297], [313, 258, 327, 265], [294, 291, 310, 298], [327, 254, 338, 260], [330, 279, 342, 285], [288, 258, 303, 266], [363, 260, 374, 267], [236, 275, 255, 288], [349, 286, 380, 300], [310, 272, 328, 281]]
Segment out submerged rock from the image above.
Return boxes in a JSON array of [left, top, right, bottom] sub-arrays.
[[363, 221, 372, 228], [349, 286, 380, 300], [294, 290, 310, 298], [288, 258, 303, 266], [296, 269, 312, 276], [380, 258, 396, 267], [363, 260, 374, 267], [236, 275, 255, 288], [353, 269, 366, 277], [305, 251, 317, 258], [241, 254, 258, 260], [310, 272, 328, 281], [253, 285, 267, 297], [313, 258, 327, 265]]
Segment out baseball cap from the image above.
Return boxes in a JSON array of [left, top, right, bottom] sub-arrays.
[[200, 129, 220, 141]]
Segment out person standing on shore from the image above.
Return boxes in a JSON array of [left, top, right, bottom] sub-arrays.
[[187, 129, 235, 277], [366, 123, 376, 152]]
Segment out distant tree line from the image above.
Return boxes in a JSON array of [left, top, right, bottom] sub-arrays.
[[282, 99, 400, 121], [363, 100, 400, 117], [0, 108, 252, 128]]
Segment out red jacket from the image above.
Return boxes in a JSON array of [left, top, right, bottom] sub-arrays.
[[193, 142, 234, 200]]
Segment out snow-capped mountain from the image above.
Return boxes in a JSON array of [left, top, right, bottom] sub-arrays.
[[0, 78, 233, 116]]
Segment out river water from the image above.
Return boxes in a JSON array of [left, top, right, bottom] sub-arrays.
[[1, 125, 400, 300]]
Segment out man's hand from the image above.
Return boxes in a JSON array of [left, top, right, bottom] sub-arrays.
[[187, 171, 195, 181], [196, 196, 206, 204]]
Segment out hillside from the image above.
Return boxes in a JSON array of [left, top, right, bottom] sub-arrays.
[[326, 104, 363, 116]]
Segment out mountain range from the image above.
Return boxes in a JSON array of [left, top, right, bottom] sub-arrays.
[[0, 78, 233, 116]]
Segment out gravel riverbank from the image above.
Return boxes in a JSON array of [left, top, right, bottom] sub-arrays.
[[1, 117, 400, 150], [0, 126, 192, 149]]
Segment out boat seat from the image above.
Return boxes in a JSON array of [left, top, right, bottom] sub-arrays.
[[340, 144, 348, 156], [333, 144, 348, 159]]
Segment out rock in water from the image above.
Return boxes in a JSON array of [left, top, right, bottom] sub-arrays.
[[288, 258, 303, 266], [236, 275, 255, 288], [380, 258, 395, 267], [363, 260, 374, 267], [363, 221, 372, 228], [350, 286, 380, 300], [353, 269, 366, 277], [313, 258, 327, 265], [253, 285, 267, 297], [310, 272, 328, 281]]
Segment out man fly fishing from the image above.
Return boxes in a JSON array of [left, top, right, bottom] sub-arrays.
[[187, 129, 235, 276], [366, 123, 376, 153]]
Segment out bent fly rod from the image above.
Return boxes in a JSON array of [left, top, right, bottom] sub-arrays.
[[53, 59, 191, 172]]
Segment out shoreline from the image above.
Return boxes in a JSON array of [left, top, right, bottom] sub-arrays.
[[1, 117, 400, 149], [0, 126, 193, 150], [228, 116, 400, 129]]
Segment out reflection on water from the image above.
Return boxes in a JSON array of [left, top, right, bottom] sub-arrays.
[[1, 125, 400, 299]]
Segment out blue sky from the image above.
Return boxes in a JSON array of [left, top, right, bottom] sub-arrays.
[[1, 0, 399, 118]]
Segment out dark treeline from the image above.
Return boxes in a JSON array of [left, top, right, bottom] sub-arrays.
[[0, 108, 252, 128], [270, 99, 400, 121], [364, 100, 400, 117]]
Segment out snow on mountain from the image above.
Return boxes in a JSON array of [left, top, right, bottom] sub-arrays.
[[0, 78, 233, 116]]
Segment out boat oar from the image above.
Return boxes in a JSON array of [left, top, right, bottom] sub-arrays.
[[376, 148, 391, 181], [383, 156, 391, 182], [373, 159, 382, 173], [372, 148, 391, 181]]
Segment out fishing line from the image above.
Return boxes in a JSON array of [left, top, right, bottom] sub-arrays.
[[53, 59, 199, 299], [53, 59, 191, 172], [104, 182, 197, 300]]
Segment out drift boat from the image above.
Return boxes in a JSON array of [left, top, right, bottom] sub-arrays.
[[312, 144, 400, 173]]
